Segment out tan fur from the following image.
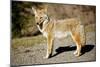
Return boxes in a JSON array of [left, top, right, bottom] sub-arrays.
[[32, 6, 85, 58]]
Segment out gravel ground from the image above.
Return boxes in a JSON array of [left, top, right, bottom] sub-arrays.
[[11, 32, 96, 66]]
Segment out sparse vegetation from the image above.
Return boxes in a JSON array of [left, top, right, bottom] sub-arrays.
[[85, 24, 96, 32], [12, 35, 46, 49]]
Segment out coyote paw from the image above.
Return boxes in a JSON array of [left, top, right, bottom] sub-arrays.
[[43, 55, 49, 59], [74, 51, 81, 57], [74, 50, 78, 55], [43, 53, 52, 59]]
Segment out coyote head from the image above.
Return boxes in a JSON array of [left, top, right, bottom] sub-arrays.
[[32, 6, 49, 26]]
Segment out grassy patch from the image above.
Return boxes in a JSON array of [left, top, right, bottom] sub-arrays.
[[85, 24, 96, 32], [11, 35, 46, 49]]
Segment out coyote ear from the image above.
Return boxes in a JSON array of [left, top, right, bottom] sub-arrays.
[[32, 7, 37, 15], [43, 5, 48, 13]]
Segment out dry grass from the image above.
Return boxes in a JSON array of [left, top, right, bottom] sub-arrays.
[[85, 24, 96, 32], [11, 35, 46, 49]]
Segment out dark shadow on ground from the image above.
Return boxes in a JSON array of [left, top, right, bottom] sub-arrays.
[[81, 45, 95, 55], [51, 45, 94, 58]]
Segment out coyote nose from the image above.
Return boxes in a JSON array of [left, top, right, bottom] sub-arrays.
[[36, 23, 39, 25]]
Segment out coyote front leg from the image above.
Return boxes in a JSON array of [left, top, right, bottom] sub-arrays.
[[44, 34, 54, 58]]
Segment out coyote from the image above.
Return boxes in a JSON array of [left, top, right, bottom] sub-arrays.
[[32, 5, 85, 59]]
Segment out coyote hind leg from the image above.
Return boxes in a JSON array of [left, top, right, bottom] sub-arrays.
[[80, 25, 86, 47], [71, 32, 82, 56]]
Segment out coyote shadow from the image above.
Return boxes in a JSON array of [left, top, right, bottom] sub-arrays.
[[52, 44, 94, 57]]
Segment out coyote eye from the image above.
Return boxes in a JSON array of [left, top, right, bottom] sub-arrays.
[[40, 17, 42, 19]]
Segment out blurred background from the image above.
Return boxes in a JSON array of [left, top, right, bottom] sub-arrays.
[[11, 1, 96, 38]]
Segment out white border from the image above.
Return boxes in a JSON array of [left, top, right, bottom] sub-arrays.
[[13, 0, 96, 5], [0, 0, 10, 67], [0, 0, 97, 67]]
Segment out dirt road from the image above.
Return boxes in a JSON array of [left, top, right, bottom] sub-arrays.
[[11, 31, 96, 66]]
